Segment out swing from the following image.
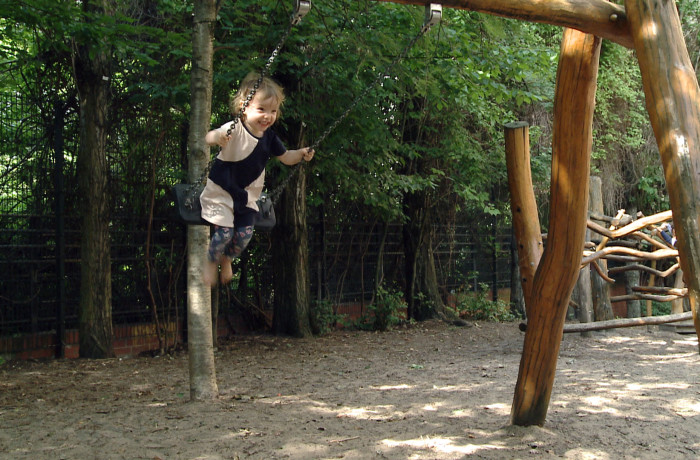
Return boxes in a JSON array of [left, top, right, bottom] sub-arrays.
[[172, 2, 442, 227]]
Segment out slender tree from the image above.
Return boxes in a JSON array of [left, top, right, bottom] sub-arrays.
[[187, 0, 218, 400]]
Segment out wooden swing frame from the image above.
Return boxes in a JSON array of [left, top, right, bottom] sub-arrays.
[[376, 0, 700, 427]]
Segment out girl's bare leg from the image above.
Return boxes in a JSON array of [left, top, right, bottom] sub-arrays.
[[203, 259, 218, 286], [204, 226, 234, 286], [220, 256, 233, 284]]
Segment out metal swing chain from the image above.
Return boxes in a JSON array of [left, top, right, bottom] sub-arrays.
[[266, 4, 443, 204], [183, 1, 311, 209]]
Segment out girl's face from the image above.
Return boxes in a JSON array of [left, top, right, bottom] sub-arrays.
[[244, 93, 279, 137]]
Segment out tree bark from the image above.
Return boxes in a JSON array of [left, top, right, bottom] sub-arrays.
[[626, 0, 700, 344], [411, 222, 446, 320], [572, 176, 601, 335], [625, 268, 642, 318], [74, 0, 114, 359], [510, 233, 526, 319], [187, 0, 218, 400], [504, 121, 543, 314], [273, 165, 312, 337], [402, 188, 458, 322], [563, 311, 693, 333], [511, 29, 600, 426], [671, 268, 685, 314], [588, 177, 614, 321]]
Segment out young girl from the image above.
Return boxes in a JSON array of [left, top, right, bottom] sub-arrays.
[[201, 72, 314, 285]]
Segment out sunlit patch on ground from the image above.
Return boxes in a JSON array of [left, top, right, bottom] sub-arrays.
[[372, 383, 414, 391], [563, 447, 613, 459], [578, 396, 621, 415], [382, 435, 506, 456], [671, 398, 700, 416], [623, 381, 690, 392], [482, 402, 510, 416], [336, 405, 396, 420]]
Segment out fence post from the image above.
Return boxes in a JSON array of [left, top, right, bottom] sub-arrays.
[[53, 100, 66, 359]]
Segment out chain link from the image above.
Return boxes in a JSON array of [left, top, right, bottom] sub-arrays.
[[266, 26, 431, 204], [309, 29, 426, 152], [184, 16, 298, 210], [186, 6, 438, 210]]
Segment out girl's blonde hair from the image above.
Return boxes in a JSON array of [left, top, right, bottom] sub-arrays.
[[230, 72, 285, 121]]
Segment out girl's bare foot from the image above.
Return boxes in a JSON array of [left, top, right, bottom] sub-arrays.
[[203, 260, 218, 286], [220, 256, 233, 284]]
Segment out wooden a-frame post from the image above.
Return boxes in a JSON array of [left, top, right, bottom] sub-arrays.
[[376, 0, 700, 426], [510, 28, 601, 425], [504, 122, 542, 314], [625, 0, 700, 343]]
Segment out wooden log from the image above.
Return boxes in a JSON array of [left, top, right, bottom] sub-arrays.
[[626, 0, 700, 342], [591, 259, 615, 284], [633, 285, 687, 296], [589, 211, 633, 226], [586, 210, 673, 239], [511, 29, 600, 427], [375, 0, 633, 48], [519, 311, 693, 332], [504, 121, 543, 311], [588, 177, 614, 321], [631, 230, 669, 251], [671, 268, 686, 314], [572, 177, 600, 337], [646, 260, 657, 316], [563, 311, 693, 333], [608, 262, 679, 279], [596, 209, 625, 251], [581, 246, 677, 266], [611, 293, 682, 303]]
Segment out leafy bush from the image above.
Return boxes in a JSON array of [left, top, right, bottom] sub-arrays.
[[355, 285, 405, 332], [310, 299, 345, 336], [455, 283, 515, 322], [651, 301, 671, 316]]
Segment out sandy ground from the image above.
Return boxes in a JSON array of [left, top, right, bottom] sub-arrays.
[[1, 320, 699, 460]]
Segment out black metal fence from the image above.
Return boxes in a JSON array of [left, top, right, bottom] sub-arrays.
[[0, 91, 513, 344]]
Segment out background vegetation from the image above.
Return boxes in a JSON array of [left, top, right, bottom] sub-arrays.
[[2, 0, 700, 349]]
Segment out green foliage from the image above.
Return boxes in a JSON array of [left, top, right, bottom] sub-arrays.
[[355, 285, 405, 332], [310, 299, 345, 336], [651, 301, 672, 317], [592, 41, 662, 212], [454, 283, 515, 322], [637, 171, 669, 212]]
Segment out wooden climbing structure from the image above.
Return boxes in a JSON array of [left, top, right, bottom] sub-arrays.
[[379, 0, 700, 427]]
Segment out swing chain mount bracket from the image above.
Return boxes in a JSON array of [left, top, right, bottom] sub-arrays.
[[422, 3, 442, 33], [292, 0, 312, 26]]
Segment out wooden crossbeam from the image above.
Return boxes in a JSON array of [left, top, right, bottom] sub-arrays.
[[375, 0, 633, 48]]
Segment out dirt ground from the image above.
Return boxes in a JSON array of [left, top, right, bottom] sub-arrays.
[[1, 320, 700, 460]]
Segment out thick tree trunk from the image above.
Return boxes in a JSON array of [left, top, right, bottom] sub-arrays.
[[413, 225, 445, 320], [402, 191, 455, 322], [626, 0, 700, 344], [273, 166, 312, 337], [187, 0, 218, 400], [74, 0, 114, 359], [511, 29, 600, 426]]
